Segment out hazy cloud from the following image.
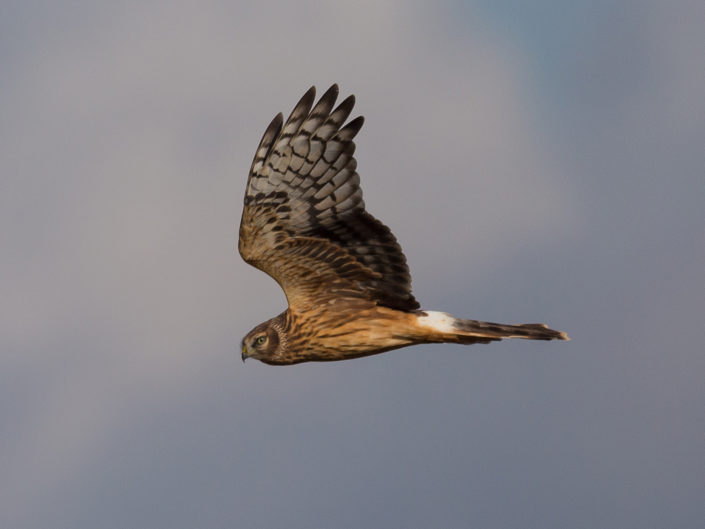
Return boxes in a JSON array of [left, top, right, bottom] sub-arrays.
[[1, 1, 702, 528]]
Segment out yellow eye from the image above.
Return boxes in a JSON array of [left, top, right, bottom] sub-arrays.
[[255, 335, 267, 345]]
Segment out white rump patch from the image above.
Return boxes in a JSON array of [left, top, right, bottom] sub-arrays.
[[417, 311, 456, 333]]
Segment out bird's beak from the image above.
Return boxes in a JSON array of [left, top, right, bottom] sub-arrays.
[[241, 345, 248, 362]]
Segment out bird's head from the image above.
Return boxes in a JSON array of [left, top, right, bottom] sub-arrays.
[[241, 315, 286, 364]]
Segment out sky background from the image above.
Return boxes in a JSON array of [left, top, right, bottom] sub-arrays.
[[1, 1, 703, 528]]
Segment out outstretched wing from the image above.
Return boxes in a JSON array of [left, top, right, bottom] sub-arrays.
[[238, 85, 419, 312]]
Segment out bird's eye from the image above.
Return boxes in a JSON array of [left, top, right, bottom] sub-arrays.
[[255, 335, 267, 345]]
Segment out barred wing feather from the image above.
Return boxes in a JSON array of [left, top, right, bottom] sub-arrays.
[[239, 85, 419, 312]]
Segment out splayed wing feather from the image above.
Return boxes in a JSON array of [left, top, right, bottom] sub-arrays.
[[239, 84, 419, 312]]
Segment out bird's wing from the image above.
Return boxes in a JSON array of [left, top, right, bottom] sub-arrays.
[[238, 85, 419, 312]]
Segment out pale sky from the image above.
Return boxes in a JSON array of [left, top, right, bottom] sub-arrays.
[[1, 1, 703, 528]]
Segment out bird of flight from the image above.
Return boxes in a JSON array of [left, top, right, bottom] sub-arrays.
[[239, 85, 568, 365]]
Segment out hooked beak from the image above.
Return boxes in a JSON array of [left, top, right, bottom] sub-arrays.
[[241, 344, 248, 363]]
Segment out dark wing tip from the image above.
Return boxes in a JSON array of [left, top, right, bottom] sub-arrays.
[[263, 111, 284, 148], [322, 84, 339, 100], [302, 85, 317, 105], [248, 112, 284, 174], [267, 112, 284, 135], [326, 94, 356, 128], [340, 115, 365, 139], [338, 94, 356, 113], [284, 86, 317, 126]]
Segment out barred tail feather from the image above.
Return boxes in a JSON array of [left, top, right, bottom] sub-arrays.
[[416, 311, 569, 345]]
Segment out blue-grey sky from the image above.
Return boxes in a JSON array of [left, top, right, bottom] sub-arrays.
[[1, 1, 703, 528]]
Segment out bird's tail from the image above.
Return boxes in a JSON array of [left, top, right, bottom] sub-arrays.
[[415, 311, 569, 345]]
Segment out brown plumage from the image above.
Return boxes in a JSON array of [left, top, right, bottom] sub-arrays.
[[239, 85, 569, 365]]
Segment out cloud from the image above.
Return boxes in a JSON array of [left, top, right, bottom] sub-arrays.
[[5, 1, 702, 527], [1, 2, 574, 521]]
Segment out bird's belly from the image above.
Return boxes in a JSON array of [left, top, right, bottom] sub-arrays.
[[302, 306, 420, 360]]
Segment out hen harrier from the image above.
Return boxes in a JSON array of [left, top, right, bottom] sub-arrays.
[[239, 85, 568, 365]]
